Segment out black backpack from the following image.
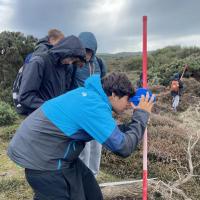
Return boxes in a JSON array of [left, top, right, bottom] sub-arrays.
[[12, 65, 25, 114], [12, 54, 51, 114]]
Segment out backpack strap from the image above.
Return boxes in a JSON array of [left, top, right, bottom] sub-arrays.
[[96, 56, 105, 78], [69, 65, 78, 90]]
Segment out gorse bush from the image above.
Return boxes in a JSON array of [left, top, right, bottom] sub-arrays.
[[0, 101, 18, 126], [149, 55, 200, 86], [0, 31, 37, 106], [0, 31, 36, 97]]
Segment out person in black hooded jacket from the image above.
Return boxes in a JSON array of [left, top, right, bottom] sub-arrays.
[[18, 35, 86, 114]]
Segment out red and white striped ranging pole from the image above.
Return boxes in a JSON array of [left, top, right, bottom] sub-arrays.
[[142, 15, 148, 200]]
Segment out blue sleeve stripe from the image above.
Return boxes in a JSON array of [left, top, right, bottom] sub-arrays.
[[103, 126, 125, 152], [57, 159, 62, 170], [63, 143, 73, 159]]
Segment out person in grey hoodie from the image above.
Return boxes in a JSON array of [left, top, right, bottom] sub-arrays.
[[18, 35, 86, 115], [73, 32, 107, 176]]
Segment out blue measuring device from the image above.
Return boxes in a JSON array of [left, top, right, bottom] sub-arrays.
[[129, 88, 156, 106]]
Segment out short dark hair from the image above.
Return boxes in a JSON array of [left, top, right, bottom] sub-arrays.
[[102, 72, 135, 98]]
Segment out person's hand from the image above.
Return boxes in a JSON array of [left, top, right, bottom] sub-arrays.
[[131, 92, 155, 113]]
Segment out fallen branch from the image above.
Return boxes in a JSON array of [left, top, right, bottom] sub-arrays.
[[100, 179, 156, 199], [150, 131, 200, 200]]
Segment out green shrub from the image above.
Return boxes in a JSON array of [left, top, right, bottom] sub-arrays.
[[0, 124, 19, 141], [0, 101, 18, 126], [0, 87, 13, 105], [149, 54, 200, 86]]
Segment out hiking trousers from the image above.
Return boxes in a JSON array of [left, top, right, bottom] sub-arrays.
[[25, 159, 103, 200], [172, 95, 180, 112]]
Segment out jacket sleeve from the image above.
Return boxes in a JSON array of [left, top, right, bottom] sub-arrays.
[[103, 109, 149, 157], [79, 103, 149, 158], [18, 56, 46, 110]]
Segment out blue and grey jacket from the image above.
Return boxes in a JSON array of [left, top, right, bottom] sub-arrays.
[[8, 75, 149, 171], [73, 32, 106, 88]]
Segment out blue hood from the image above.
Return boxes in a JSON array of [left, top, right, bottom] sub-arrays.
[[78, 32, 97, 55], [84, 75, 111, 108]]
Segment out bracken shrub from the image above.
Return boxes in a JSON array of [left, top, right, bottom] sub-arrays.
[[0, 101, 18, 126]]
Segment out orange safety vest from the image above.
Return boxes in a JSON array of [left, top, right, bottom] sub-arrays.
[[170, 80, 179, 92]]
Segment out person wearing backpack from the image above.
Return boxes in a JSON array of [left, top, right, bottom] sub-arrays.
[[34, 29, 64, 55], [72, 32, 107, 176], [13, 29, 65, 114], [170, 72, 184, 112], [15, 35, 86, 115], [24, 29, 65, 64], [8, 72, 155, 200]]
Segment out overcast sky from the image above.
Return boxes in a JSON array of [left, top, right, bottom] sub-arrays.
[[0, 0, 200, 53]]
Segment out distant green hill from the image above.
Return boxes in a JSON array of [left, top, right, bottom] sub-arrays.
[[98, 45, 200, 85], [98, 52, 141, 57]]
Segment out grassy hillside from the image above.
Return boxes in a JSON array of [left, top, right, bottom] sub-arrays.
[[0, 78, 199, 200], [0, 31, 200, 199]]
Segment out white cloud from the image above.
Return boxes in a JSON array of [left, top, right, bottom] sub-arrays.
[[84, 0, 127, 35], [148, 34, 200, 51], [1, 0, 200, 52], [0, 0, 14, 31]]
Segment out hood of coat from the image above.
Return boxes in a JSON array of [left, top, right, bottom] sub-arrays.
[[78, 32, 97, 56], [84, 74, 111, 108], [35, 36, 52, 51], [49, 35, 86, 63]]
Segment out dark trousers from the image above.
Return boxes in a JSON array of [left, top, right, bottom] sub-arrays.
[[25, 159, 103, 200]]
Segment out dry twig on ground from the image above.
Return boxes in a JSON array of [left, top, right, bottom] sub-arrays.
[[150, 130, 200, 200]]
